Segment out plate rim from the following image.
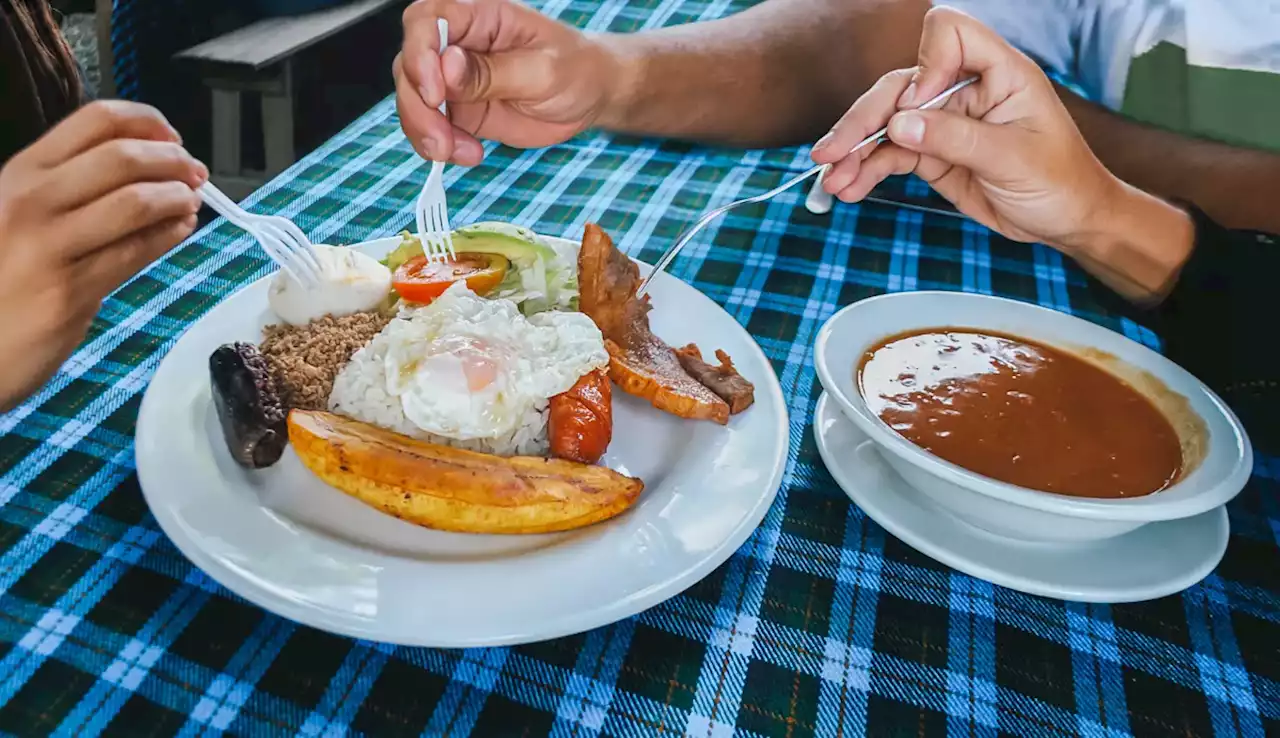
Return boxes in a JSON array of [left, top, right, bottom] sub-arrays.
[[135, 238, 790, 647], [812, 391, 1229, 604]]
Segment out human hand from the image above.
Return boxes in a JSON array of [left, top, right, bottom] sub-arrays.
[[0, 101, 206, 411], [810, 6, 1121, 252], [396, 0, 619, 166]]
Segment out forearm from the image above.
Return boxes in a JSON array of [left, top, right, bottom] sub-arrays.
[[595, 0, 928, 147], [1056, 85, 1280, 234], [1063, 181, 1195, 305]]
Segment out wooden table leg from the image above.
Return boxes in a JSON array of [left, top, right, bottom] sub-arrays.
[[202, 63, 297, 199], [211, 87, 243, 182], [261, 61, 296, 177]]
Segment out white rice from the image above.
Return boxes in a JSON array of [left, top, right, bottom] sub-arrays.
[[328, 350, 551, 457]]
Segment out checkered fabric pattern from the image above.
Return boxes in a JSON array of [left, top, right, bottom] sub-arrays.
[[3, 0, 1278, 735]]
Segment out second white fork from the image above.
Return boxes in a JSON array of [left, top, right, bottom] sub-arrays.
[[415, 17, 455, 264], [199, 182, 324, 286]]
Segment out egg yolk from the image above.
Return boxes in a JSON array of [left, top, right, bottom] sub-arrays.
[[461, 355, 498, 392]]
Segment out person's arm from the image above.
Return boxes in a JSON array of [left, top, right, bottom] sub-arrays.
[[396, 0, 928, 163], [596, 0, 929, 146], [1056, 88, 1280, 235], [1062, 181, 1195, 304], [399, 0, 1280, 234], [603, 13, 1280, 232]]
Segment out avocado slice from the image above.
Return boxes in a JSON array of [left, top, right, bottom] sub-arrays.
[[382, 231, 423, 272], [383, 223, 557, 270], [452, 222, 557, 263]]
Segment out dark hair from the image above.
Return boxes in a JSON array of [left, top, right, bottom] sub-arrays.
[[9, 0, 84, 115], [2, 0, 85, 163]]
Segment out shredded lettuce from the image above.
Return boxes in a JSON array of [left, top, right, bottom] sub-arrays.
[[469, 229, 579, 316]]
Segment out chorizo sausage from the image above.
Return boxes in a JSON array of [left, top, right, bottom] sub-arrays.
[[548, 368, 612, 464]]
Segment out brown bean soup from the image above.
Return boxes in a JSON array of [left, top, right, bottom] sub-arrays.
[[857, 329, 1183, 498]]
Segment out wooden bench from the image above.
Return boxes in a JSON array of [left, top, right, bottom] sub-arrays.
[[175, 0, 403, 199]]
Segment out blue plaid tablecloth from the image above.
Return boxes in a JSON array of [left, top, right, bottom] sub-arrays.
[[2, 0, 1278, 735]]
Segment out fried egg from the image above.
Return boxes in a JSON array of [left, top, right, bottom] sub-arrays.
[[370, 282, 607, 442]]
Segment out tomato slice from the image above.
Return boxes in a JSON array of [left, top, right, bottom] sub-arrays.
[[392, 253, 510, 304]]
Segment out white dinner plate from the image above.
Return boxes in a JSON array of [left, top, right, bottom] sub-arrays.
[[136, 235, 788, 647], [813, 392, 1228, 603]]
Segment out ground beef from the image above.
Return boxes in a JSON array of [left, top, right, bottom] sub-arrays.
[[259, 311, 391, 411]]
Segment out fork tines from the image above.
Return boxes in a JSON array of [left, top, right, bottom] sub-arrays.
[[198, 182, 324, 287], [421, 229, 453, 264]]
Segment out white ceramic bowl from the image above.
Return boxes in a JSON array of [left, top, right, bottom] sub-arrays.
[[814, 292, 1252, 544]]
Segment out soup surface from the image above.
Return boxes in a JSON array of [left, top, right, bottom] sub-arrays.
[[857, 329, 1182, 498]]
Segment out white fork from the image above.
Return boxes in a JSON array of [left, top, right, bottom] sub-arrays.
[[415, 17, 455, 264], [635, 76, 978, 297], [199, 182, 324, 287]]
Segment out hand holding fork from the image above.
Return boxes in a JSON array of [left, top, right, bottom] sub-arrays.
[[414, 18, 456, 264]]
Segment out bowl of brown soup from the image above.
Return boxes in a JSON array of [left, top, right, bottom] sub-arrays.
[[814, 292, 1252, 544]]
